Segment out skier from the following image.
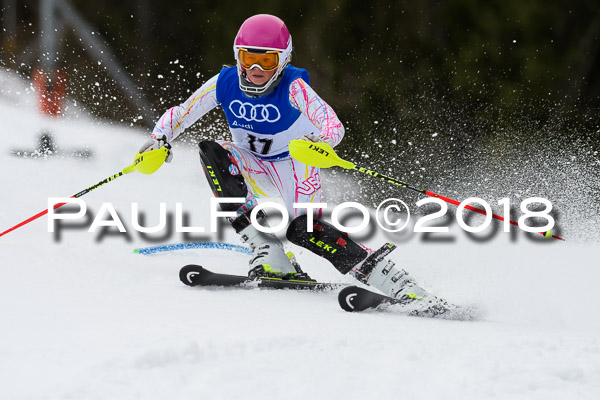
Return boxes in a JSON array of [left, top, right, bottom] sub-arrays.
[[139, 14, 449, 316], [137, 14, 342, 280]]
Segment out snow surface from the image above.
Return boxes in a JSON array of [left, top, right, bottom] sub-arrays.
[[1, 70, 600, 400]]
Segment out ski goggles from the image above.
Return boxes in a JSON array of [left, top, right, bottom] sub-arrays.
[[237, 48, 280, 71]]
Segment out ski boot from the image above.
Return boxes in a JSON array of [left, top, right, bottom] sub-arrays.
[[198, 141, 313, 282], [286, 215, 455, 316], [350, 243, 451, 317], [230, 208, 314, 282]]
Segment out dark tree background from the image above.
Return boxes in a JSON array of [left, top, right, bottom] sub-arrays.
[[2, 0, 600, 214]]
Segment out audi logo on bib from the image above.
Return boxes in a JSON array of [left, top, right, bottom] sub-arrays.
[[229, 100, 281, 123]]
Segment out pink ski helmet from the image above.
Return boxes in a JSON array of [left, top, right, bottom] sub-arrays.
[[233, 14, 293, 95]]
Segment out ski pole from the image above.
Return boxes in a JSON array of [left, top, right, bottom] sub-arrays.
[[0, 146, 170, 238], [289, 140, 564, 241]]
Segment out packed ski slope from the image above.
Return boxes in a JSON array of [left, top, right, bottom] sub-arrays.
[[1, 70, 600, 400]]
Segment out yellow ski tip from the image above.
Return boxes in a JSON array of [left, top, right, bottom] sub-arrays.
[[289, 140, 355, 169]]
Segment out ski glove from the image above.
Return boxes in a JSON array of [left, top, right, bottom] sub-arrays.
[[301, 133, 335, 147], [139, 134, 173, 163]]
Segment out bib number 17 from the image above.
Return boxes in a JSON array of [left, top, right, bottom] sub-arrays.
[[248, 135, 273, 155]]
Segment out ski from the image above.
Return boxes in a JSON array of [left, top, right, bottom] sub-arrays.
[[338, 285, 479, 320], [180, 265, 344, 291], [180, 265, 247, 287], [338, 285, 392, 311]]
